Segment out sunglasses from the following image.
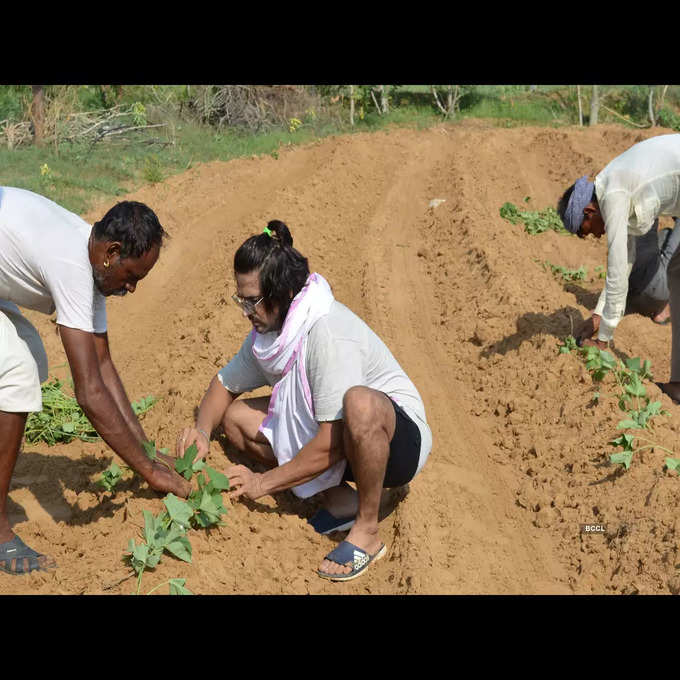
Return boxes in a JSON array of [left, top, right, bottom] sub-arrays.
[[231, 293, 264, 315]]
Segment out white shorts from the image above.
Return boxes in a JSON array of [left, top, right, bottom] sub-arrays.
[[0, 301, 46, 413]]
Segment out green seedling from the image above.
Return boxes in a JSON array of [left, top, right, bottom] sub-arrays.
[[580, 345, 618, 382], [123, 441, 231, 594], [173, 443, 230, 527], [131, 395, 158, 416], [125, 507, 192, 594], [96, 462, 127, 493], [560, 337, 676, 471], [187, 466, 230, 529], [595, 265, 606, 279], [617, 401, 667, 430], [500, 200, 568, 235], [541, 260, 587, 282], [558, 335, 578, 354], [174, 442, 206, 480]]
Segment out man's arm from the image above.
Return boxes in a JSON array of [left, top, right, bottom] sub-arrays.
[[177, 374, 239, 460], [93, 332, 147, 442], [597, 193, 635, 342], [227, 420, 345, 499], [59, 325, 190, 497]]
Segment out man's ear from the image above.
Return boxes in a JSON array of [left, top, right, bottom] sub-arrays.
[[106, 242, 122, 261]]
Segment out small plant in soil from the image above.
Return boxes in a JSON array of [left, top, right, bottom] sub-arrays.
[[123, 443, 230, 594], [559, 336, 675, 471], [96, 462, 127, 493], [500, 198, 568, 235], [541, 260, 587, 282]]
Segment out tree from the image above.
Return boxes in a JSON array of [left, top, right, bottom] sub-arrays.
[[31, 85, 45, 146], [349, 85, 355, 127], [379, 85, 388, 114], [589, 85, 600, 126], [431, 85, 461, 119]]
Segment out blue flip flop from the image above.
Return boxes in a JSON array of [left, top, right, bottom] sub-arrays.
[[0, 535, 56, 575], [308, 509, 356, 534], [317, 540, 387, 582]]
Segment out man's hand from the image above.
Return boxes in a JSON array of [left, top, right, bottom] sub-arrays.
[[176, 426, 210, 461], [226, 464, 265, 501], [581, 338, 609, 350], [147, 459, 192, 498], [575, 314, 601, 346]]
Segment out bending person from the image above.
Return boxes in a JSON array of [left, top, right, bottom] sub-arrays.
[[0, 187, 190, 575], [574, 218, 680, 339], [556, 134, 680, 400], [176, 220, 432, 582]]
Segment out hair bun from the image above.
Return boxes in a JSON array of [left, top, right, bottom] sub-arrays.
[[266, 220, 293, 247]]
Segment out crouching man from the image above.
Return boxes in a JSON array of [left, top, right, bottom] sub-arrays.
[[176, 220, 432, 582]]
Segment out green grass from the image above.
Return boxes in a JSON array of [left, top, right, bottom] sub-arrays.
[[3, 83, 680, 217], [0, 106, 445, 215]]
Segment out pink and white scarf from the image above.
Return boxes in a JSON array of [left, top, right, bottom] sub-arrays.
[[253, 272, 347, 498]]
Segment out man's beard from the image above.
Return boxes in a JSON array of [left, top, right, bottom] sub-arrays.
[[93, 268, 126, 297]]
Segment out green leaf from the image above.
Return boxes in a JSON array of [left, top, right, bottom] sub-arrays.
[[175, 443, 199, 480], [168, 578, 193, 595], [164, 535, 192, 563], [163, 494, 194, 527], [665, 457, 680, 472], [625, 357, 641, 372], [610, 451, 633, 470], [204, 465, 230, 491], [617, 418, 640, 430], [609, 433, 635, 451]]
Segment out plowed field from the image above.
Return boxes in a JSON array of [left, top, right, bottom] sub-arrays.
[[4, 121, 679, 594]]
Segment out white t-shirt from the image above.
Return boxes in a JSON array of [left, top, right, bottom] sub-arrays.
[[593, 134, 680, 341], [219, 300, 428, 425], [0, 186, 107, 333]]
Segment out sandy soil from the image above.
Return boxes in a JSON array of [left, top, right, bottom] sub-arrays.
[[3, 120, 680, 595]]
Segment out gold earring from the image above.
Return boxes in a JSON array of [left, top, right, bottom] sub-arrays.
[[104, 261, 110, 268]]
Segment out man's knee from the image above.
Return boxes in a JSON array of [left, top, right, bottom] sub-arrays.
[[343, 386, 392, 439], [222, 401, 244, 442]]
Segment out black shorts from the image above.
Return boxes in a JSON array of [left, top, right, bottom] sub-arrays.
[[342, 397, 422, 488]]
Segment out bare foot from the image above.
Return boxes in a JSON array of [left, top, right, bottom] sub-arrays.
[[652, 304, 671, 324]]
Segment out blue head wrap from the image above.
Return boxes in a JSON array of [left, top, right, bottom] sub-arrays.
[[563, 175, 595, 234]]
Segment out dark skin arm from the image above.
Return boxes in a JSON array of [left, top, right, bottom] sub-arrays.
[[59, 325, 191, 498], [575, 313, 608, 349], [227, 420, 345, 500], [93, 332, 147, 442]]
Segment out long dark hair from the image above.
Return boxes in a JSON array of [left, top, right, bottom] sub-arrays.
[[234, 220, 310, 324]]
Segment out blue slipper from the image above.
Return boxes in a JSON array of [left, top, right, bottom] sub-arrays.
[[0, 535, 56, 575], [308, 509, 356, 534], [317, 540, 387, 582]]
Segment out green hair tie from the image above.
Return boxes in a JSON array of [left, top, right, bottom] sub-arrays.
[[263, 226, 273, 237]]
